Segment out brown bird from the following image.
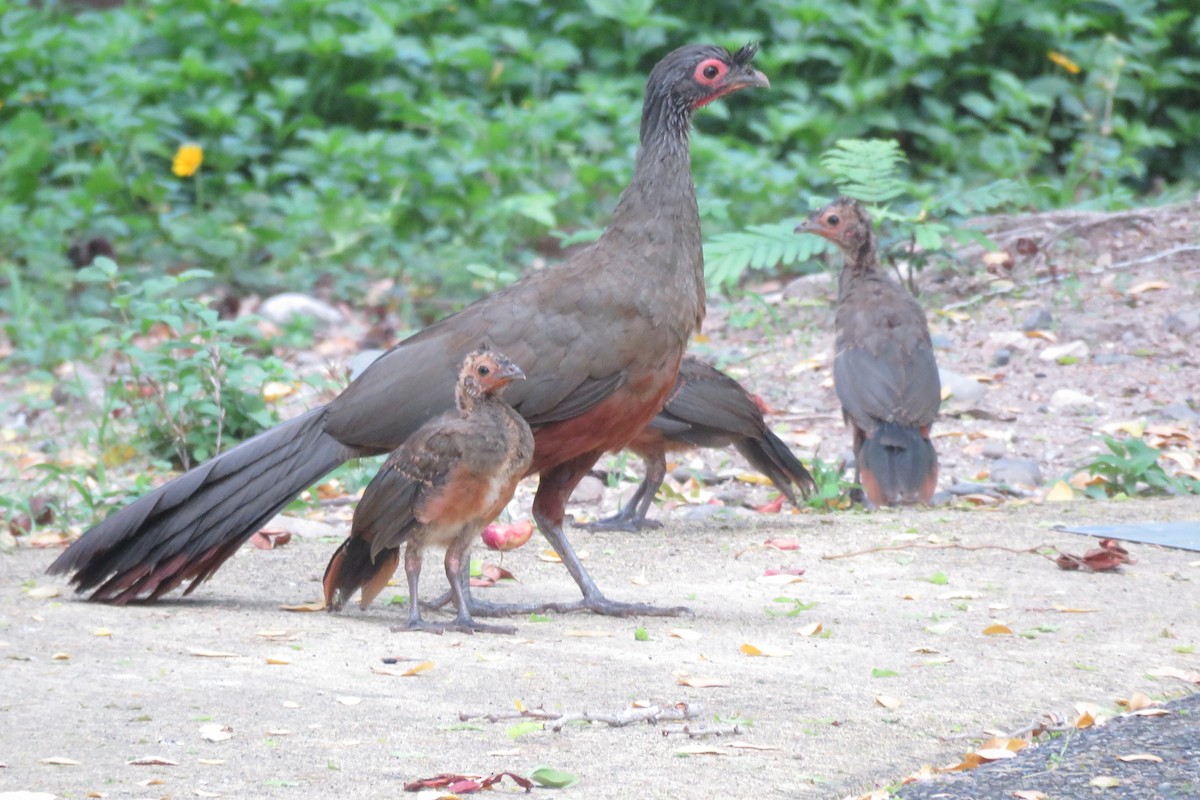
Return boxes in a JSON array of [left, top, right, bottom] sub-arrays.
[[47, 44, 769, 617], [580, 357, 815, 531], [796, 198, 940, 506], [323, 348, 533, 634]]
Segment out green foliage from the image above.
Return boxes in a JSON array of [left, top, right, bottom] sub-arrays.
[[819, 139, 908, 203], [0, 0, 1195, 349], [1082, 436, 1200, 498], [704, 222, 829, 290], [79, 257, 294, 469], [803, 454, 855, 510]]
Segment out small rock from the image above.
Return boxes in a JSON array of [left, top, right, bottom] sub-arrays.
[[570, 475, 606, 506], [980, 439, 1008, 459], [1164, 309, 1200, 339], [1159, 403, 1200, 423], [1039, 340, 1089, 362], [1022, 308, 1053, 332], [938, 369, 988, 405], [1049, 388, 1097, 412], [1092, 353, 1134, 366], [259, 292, 345, 327], [989, 458, 1044, 487], [991, 348, 1012, 367]]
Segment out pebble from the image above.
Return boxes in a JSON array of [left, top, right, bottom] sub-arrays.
[[1039, 340, 1089, 362], [989, 458, 1044, 487], [980, 439, 1008, 459], [938, 369, 988, 405], [1092, 353, 1135, 366], [1022, 308, 1053, 332], [259, 292, 345, 327], [991, 348, 1012, 367], [1049, 388, 1097, 412], [1164, 308, 1200, 339]]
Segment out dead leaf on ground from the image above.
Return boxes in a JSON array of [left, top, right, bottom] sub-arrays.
[[1043, 481, 1075, 502], [1089, 775, 1120, 788], [796, 622, 823, 637], [189, 648, 240, 658], [675, 745, 727, 756], [740, 643, 793, 658], [875, 694, 902, 710], [562, 629, 614, 638], [1149, 666, 1200, 684], [1117, 692, 1154, 711], [402, 771, 533, 793], [753, 496, 785, 514], [1012, 791, 1050, 800], [1056, 539, 1135, 573], [27, 585, 60, 600], [669, 628, 702, 641], [265, 657, 290, 665], [727, 742, 780, 751], [199, 724, 233, 743], [39, 756, 81, 766], [756, 572, 805, 586], [127, 756, 179, 766], [279, 599, 326, 612], [983, 624, 1013, 636], [675, 675, 730, 689], [336, 696, 362, 706], [763, 536, 801, 551], [93, 628, 112, 638], [1116, 753, 1163, 763]]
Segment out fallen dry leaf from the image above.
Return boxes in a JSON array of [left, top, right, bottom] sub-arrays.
[[93, 628, 112, 638], [265, 657, 290, 665], [1118, 692, 1154, 712], [740, 643, 793, 658], [401, 660, 434, 677], [982, 624, 1013, 636], [796, 622, 823, 637], [1149, 666, 1200, 684], [126, 756, 179, 766], [753, 496, 785, 514], [1089, 775, 1120, 788], [755, 573, 805, 586], [763, 536, 801, 551], [39, 756, 81, 766], [198, 758, 225, 765], [279, 599, 325, 612], [1012, 791, 1050, 800], [336, 696, 362, 706], [1056, 538, 1135, 573], [726, 742, 780, 751], [199, 724, 232, 742], [675, 675, 730, 689], [562, 629, 615, 638], [189, 648, 240, 658], [27, 585, 60, 600], [1127, 280, 1170, 296], [669, 628, 702, 641], [875, 694, 901, 710], [51, 652, 70, 661], [250, 529, 292, 550], [1115, 753, 1163, 763], [1043, 481, 1075, 502], [973, 748, 1017, 761]]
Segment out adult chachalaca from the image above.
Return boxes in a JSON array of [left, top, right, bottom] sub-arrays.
[[323, 348, 533, 634], [796, 197, 940, 506], [47, 44, 769, 615], [580, 357, 815, 531]]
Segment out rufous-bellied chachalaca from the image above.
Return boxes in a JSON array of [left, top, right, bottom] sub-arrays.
[[579, 357, 815, 531], [48, 44, 769, 617], [796, 197, 940, 506], [323, 348, 533, 634]]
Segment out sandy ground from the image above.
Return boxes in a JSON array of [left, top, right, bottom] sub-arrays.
[[2, 495, 1198, 799]]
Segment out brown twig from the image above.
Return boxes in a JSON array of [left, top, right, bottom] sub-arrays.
[[822, 541, 1061, 562], [660, 723, 744, 738], [457, 702, 703, 732]]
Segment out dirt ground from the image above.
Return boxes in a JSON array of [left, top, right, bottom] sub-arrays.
[[2, 203, 1199, 799], [2, 495, 1199, 799]]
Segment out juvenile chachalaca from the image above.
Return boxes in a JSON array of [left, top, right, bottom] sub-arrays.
[[48, 44, 769, 616], [323, 348, 533, 634], [580, 357, 815, 531], [796, 197, 940, 506]]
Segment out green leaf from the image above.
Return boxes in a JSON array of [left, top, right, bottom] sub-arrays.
[[820, 138, 908, 203], [634, 626, 649, 641], [530, 766, 580, 788], [528, 613, 552, 623], [506, 721, 543, 740], [923, 571, 949, 585], [871, 668, 899, 678]]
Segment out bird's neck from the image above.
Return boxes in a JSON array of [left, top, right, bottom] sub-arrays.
[[455, 389, 477, 417], [599, 101, 704, 326], [838, 237, 882, 298]]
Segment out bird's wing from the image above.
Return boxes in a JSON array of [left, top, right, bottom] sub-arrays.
[[834, 280, 941, 433]]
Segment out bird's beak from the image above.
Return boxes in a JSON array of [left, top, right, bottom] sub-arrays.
[[794, 218, 816, 235], [695, 66, 770, 109], [735, 68, 771, 91], [494, 362, 526, 383]]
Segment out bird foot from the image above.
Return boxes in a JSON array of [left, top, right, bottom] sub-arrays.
[[444, 617, 517, 635], [546, 596, 693, 618], [388, 619, 450, 635], [573, 514, 662, 533]]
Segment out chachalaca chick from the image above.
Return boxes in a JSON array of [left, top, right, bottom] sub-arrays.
[[796, 198, 940, 506], [323, 348, 533, 634]]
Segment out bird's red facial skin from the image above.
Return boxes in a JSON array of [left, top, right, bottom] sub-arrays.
[[693, 58, 728, 86]]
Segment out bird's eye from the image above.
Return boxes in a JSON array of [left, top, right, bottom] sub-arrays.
[[827, 214, 840, 226], [477, 365, 490, 376], [693, 59, 725, 84]]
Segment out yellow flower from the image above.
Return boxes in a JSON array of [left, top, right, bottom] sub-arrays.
[[172, 143, 204, 177], [1048, 51, 1081, 75]]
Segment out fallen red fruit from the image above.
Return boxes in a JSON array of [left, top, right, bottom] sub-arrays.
[[481, 519, 535, 552], [754, 496, 785, 514], [763, 536, 801, 551], [763, 567, 806, 577]]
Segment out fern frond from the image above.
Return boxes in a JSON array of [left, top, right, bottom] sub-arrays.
[[703, 221, 830, 289], [932, 179, 1026, 216], [820, 139, 908, 203]]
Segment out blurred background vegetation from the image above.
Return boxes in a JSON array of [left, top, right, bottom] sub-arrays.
[[1, 0, 1197, 364]]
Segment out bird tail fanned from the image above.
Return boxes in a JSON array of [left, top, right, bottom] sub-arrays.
[[857, 422, 938, 507], [47, 407, 348, 603], [735, 429, 817, 507], [323, 537, 401, 611]]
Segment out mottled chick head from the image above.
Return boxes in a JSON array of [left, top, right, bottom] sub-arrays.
[[795, 196, 875, 257], [458, 347, 525, 400]]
